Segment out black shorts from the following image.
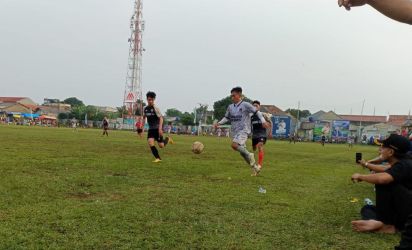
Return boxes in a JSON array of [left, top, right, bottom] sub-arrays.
[[252, 137, 267, 147], [137, 128, 143, 134], [147, 129, 164, 143]]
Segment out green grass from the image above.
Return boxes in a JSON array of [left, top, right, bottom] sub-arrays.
[[0, 125, 400, 249]]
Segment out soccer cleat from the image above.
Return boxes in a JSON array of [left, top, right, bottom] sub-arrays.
[[251, 164, 262, 176], [152, 158, 162, 163], [168, 137, 175, 145], [249, 153, 256, 167]]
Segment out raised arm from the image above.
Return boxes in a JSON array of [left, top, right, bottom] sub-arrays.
[[338, 0, 412, 25]]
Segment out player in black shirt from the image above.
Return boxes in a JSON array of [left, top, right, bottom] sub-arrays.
[[251, 100, 272, 174], [351, 134, 412, 234], [141, 91, 172, 163], [102, 117, 109, 136]]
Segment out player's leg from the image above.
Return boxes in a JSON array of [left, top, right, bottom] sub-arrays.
[[257, 140, 265, 167], [232, 133, 257, 169], [148, 130, 161, 162], [252, 138, 258, 152]]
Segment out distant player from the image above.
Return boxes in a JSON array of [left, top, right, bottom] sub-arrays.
[[214, 87, 270, 176], [102, 117, 109, 136], [135, 116, 143, 139], [141, 91, 172, 163], [251, 100, 273, 173], [348, 135, 354, 149], [321, 134, 326, 147]]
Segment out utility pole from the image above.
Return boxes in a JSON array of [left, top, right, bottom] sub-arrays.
[[296, 101, 300, 134], [359, 100, 365, 140]]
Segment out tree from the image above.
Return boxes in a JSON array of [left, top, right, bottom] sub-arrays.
[[213, 96, 253, 121], [58, 113, 69, 120], [117, 106, 128, 115], [165, 108, 183, 118], [64, 97, 84, 107], [180, 112, 195, 126], [285, 109, 311, 119], [70, 105, 86, 120]]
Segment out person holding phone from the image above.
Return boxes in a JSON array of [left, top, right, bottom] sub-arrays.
[[357, 147, 392, 173], [350, 134, 412, 234]]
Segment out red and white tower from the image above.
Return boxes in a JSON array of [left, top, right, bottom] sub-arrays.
[[123, 0, 144, 118]]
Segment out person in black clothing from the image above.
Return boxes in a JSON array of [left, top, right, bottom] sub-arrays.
[[351, 134, 412, 234], [397, 215, 412, 250], [251, 100, 272, 174], [102, 117, 109, 136], [141, 91, 172, 163], [321, 135, 326, 147]]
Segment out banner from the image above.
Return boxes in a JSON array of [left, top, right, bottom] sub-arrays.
[[331, 120, 350, 140], [271, 116, 291, 138], [313, 122, 331, 141]]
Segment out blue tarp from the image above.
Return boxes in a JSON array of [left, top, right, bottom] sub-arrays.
[[22, 113, 39, 118]]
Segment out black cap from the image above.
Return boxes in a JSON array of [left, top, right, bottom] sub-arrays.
[[379, 134, 410, 154]]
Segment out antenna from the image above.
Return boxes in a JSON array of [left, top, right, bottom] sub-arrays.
[[123, 0, 145, 119]]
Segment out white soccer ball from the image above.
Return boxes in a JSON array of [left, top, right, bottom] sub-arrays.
[[192, 141, 204, 154]]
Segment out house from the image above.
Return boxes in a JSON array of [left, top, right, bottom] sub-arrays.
[[339, 115, 387, 127], [388, 115, 410, 126], [94, 106, 118, 113], [0, 103, 38, 113], [310, 110, 342, 122], [39, 103, 71, 116], [362, 123, 400, 138], [0, 97, 37, 106], [260, 105, 287, 116]]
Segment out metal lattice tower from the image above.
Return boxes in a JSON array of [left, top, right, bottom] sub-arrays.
[[123, 0, 144, 117]]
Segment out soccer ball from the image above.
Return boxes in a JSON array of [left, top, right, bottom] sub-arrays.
[[192, 141, 204, 154]]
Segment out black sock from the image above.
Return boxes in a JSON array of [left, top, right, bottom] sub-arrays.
[[164, 137, 169, 146], [150, 146, 161, 159]]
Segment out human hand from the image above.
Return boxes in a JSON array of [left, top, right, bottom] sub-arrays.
[[338, 0, 368, 11], [351, 173, 362, 183], [358, 159, 368, 168]]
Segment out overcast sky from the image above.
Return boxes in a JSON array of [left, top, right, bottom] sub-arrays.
[[1, 0, 411, 116]]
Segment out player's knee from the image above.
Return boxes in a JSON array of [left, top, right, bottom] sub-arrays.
[[159, 143, 165, 148], [231, 143, 238, 150]]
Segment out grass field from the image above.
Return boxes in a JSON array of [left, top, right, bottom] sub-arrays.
[[0, 125, 400, 249]]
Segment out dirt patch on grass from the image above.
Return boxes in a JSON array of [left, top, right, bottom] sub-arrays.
[[0, 211, 7, 221], [107, 172, 129, 177], [107, 193, 127, 201], [66, 192, 127, 202], [66, 191, 95, 200]]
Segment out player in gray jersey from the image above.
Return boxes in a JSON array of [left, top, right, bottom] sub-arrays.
[[214, 87, 269, 176]]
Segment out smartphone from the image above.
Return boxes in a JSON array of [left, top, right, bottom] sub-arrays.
[[356, 153, 362, 163]]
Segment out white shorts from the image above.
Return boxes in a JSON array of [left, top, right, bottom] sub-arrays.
[[232, 132, 249, 146]]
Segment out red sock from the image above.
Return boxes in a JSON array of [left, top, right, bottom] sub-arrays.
[[258, 151, 264, 166]]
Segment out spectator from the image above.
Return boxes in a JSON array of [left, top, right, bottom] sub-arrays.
[[351, 134, 412, 234]]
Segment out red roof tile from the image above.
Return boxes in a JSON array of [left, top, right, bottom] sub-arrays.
[[20, 103, 39, 112], [0, 97, 27, 103]]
